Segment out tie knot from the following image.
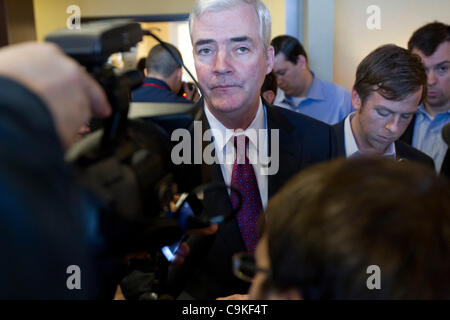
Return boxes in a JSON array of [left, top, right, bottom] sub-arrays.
[[234, 135, 249, 164]]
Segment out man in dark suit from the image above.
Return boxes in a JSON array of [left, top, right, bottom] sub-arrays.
[[332, 44, 434, 169], [399, 22, 450, 177], [167, 0, 335, 299]]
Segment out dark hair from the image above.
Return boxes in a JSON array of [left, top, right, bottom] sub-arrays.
[[408, 21, 450, 56], [261, 71, 277, 94], [146, 43, 183, 78], [270, 35, 308, 64], [354, 44, 427, 105], [263, 157, 450, 299]]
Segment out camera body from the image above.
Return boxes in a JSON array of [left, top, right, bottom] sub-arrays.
[[46, 20, 238, 299], [48, 21, 208, 254]]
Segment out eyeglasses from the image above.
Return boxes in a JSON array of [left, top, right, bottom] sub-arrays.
[[232, 252, 271, 282]]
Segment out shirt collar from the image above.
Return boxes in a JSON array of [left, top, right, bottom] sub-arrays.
[[344, 112, 396, 158], [144, 77, 171, 91], [344, 113, 360, 157], [284, 71, 325, 102], [416, 104, 432, 120], [305, 71, 325, 101], [204, 99, 265, 153], [417, 103, 450, 119]]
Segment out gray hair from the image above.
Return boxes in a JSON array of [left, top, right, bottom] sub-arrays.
[[189, 0, 272, 51]]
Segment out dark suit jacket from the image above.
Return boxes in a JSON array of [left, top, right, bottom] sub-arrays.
[[132, 77, 192, 103], [399, 114, 449, 177], [333, 119, 435, 169], [168, 100, 336, 299]]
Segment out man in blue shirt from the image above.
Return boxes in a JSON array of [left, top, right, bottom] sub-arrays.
[[400, 22, 450, 177], [271, 35, 353, 125], [132, 43, 198, 103]]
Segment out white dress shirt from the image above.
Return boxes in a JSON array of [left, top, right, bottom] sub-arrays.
[[344, 112, 396, 158], [204, 99, 269, 208]]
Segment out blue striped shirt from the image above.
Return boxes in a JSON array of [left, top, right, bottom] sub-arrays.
[[412, 104, 450, 172]]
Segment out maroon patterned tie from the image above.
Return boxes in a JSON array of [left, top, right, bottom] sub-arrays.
[[230, 135, 263, 254]]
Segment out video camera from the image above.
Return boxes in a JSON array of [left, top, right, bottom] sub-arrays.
[[45, 20, 241, 299]]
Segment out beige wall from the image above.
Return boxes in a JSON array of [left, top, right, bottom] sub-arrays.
[[304, 0, 335, 81], [137, 22, 170, 60], [266, 0, 285, 38], [33, 0, 80, 41], [33, 0, 194, 41], [34, 0, 285, 43], [334, 0, 450, 90], [78, 0, 194, 16]]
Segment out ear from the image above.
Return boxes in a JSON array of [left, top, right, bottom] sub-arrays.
[[351, 88, 362, 111], [176, 68, 183, 81], [266, 45, 275, 74], [262, 90, 276, 105], [297, 54, 307, 68]]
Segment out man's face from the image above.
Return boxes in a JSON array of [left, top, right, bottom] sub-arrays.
[[191, 3, 273, 124], [412, 41, 450, 111], [352, 89, 422, 154], [273, 53, 305, 97]]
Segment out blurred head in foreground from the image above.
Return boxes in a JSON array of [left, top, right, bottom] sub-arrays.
[[248, 157, 450, 299]]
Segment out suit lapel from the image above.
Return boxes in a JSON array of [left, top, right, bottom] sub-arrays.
[[441, 149, 450, 178], [266, 105, 298, 198], [394, 140, 409, 161], [332, 120, 347, 157], [400, 114, 416, 144]]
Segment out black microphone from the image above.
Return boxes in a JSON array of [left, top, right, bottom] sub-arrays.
[[442, 122, 450, 146]]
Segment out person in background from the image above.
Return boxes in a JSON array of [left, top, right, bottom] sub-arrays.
[[332, 44, 434, 168], [271, 35, 353, 124], [132, 43, 199, 103], [400, 21, 450, 177]]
